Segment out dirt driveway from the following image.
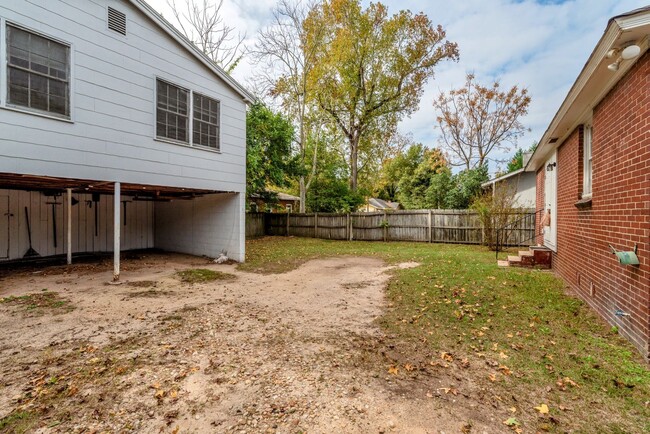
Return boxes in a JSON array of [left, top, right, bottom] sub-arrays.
[[0, 253, 496, 433]]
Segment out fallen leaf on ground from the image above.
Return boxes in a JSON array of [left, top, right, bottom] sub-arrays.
[[388, 365, 399, 375], [440, 352, 454, 362], [534, 403, 550, 414]]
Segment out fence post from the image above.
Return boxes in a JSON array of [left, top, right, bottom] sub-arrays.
[[286, 213, 290, 236], [346, 213, 350, 241], [428, 209, 432, 243], [383, 211, 388, 242], [349, 213, 354, 241], [314, 212, 318, 238]]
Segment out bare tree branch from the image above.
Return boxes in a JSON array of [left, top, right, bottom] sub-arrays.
[[434, 73, 531, 170], [167, 0, 246, 73]]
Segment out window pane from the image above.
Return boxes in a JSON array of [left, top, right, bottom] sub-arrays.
[[9, 84, 29, 106], [49, 94, 66, 115], [9, 68, 29, 88], [6, 25, 70, 117], [155, 79, 188, 142], [31, 89, 48, 111], [192, 93, 219, 149]]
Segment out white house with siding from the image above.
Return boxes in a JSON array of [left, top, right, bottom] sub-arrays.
[[0, 0, 253, 278]]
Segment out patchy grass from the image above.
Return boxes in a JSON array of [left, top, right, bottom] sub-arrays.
[[124, 289, 174, 298], [177, 268, 236, 284], [242, 237, 650, 433], [0, 411, 36, 433], [0, 292, 74, 314]]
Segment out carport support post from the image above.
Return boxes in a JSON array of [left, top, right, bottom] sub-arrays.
[[113, 182, 121, 281], [66, 188, 72, 265]]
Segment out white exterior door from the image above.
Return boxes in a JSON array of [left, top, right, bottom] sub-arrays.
[[0, 196, 8, 258], [543, 152, 557, 250]]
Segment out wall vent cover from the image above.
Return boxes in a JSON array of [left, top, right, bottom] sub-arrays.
[[108, 7, 127, 35]]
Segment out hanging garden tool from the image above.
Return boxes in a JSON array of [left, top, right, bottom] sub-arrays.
[[23, 206, 40, 258], [45, 198, 61, 248]]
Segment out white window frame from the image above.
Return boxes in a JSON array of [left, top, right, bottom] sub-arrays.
[[583, 125, 592, 198], [192, 91, 220, 151], [0, 20, 74, 123], [153, 76, 222, 153], [155, 77, 190, 144]]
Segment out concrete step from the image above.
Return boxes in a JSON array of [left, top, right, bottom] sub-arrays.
[[497, 260, 510, 267], [507, 255, 523, 267], [519, 251, 534, 257]]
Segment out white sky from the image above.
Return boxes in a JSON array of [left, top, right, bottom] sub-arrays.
[[145, 0, 647, 173]]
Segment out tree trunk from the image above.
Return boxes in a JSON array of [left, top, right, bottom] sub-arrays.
[[299, 176, 306, 213], [349, 136, 359, 192]]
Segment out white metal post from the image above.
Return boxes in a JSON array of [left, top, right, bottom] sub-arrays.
[[113, 182, 121, 281], [66, 188, 72, 265]]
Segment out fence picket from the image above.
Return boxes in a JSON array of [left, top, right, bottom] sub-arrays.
[[246, 209, 534, 245]]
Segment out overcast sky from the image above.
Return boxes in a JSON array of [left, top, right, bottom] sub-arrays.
[[146, 0, 646, 174]]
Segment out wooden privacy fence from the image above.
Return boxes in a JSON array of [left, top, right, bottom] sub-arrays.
[[246, 209, 535, 246]]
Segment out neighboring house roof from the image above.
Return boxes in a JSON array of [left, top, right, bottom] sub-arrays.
[[249, 192, 300, 202], [129, 0, 255, 103], [526, 6, 650, 172], [481, 168, 526, 188], [277, 193, 300, 202], [368, 198, 400, 210]]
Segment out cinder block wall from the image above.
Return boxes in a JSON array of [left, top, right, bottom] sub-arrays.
[[537, 51, 649, 359], [154, 192, 244, 262]]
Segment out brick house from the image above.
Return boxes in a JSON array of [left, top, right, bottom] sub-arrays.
[[525, 7, 649, 359]]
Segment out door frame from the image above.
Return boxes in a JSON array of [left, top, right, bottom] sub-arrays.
[[543, 151, 558, 251]]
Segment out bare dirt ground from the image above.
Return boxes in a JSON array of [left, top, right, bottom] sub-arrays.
[[0, 253, 499, 433]]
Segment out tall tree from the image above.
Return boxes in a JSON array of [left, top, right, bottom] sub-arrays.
[[246, 102, 297, 201], [434, 73, 531, 170], [396, 147, 447, 209], [252, 0, 326, 212], [167, 0, 246, 72], [307, 0, 458, 191]]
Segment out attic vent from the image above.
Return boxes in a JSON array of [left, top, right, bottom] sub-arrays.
[[108, 7, 126, 35], [548, 137, 559, 144]]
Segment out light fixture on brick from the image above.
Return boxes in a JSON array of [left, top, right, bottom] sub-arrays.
[[607, 41, 641, 71]]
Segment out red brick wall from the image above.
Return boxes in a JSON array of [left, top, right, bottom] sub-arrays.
[[537, 51, 650, 359]]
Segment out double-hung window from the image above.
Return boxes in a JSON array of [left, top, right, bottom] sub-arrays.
[[155, 78, 220, 151], [6, 24, 70, 118], [193, 93, 220, 150], [583, 125, 592, 197], [156, 79, 189, 142]]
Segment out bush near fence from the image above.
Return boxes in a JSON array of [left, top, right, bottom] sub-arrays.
[[246, 209, 535, 246]]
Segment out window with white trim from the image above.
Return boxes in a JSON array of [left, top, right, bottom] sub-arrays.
[[6, 24, 70, 117], [156, 79, 189, 142], [192, 92, 220, 150], [583, 125, 592, 197]]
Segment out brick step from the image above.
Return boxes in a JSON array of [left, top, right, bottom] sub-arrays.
[[498, 247, 552, 269]]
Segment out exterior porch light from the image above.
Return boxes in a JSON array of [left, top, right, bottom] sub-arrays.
[[621, 44, 641, 60], [546, 162, 556, 171]]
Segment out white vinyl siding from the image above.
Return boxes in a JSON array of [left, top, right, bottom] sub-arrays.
[[193, 92, 220, 150], [583, 126, 592, 197], [6, 24, 70, 117], [156, 78, 188, 142], [0, 0, 246, 193]]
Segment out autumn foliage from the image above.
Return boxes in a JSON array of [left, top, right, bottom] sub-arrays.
[[434, 73, 531, 170]]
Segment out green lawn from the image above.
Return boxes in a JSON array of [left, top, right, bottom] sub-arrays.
[[241, 236, 650, 433]]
